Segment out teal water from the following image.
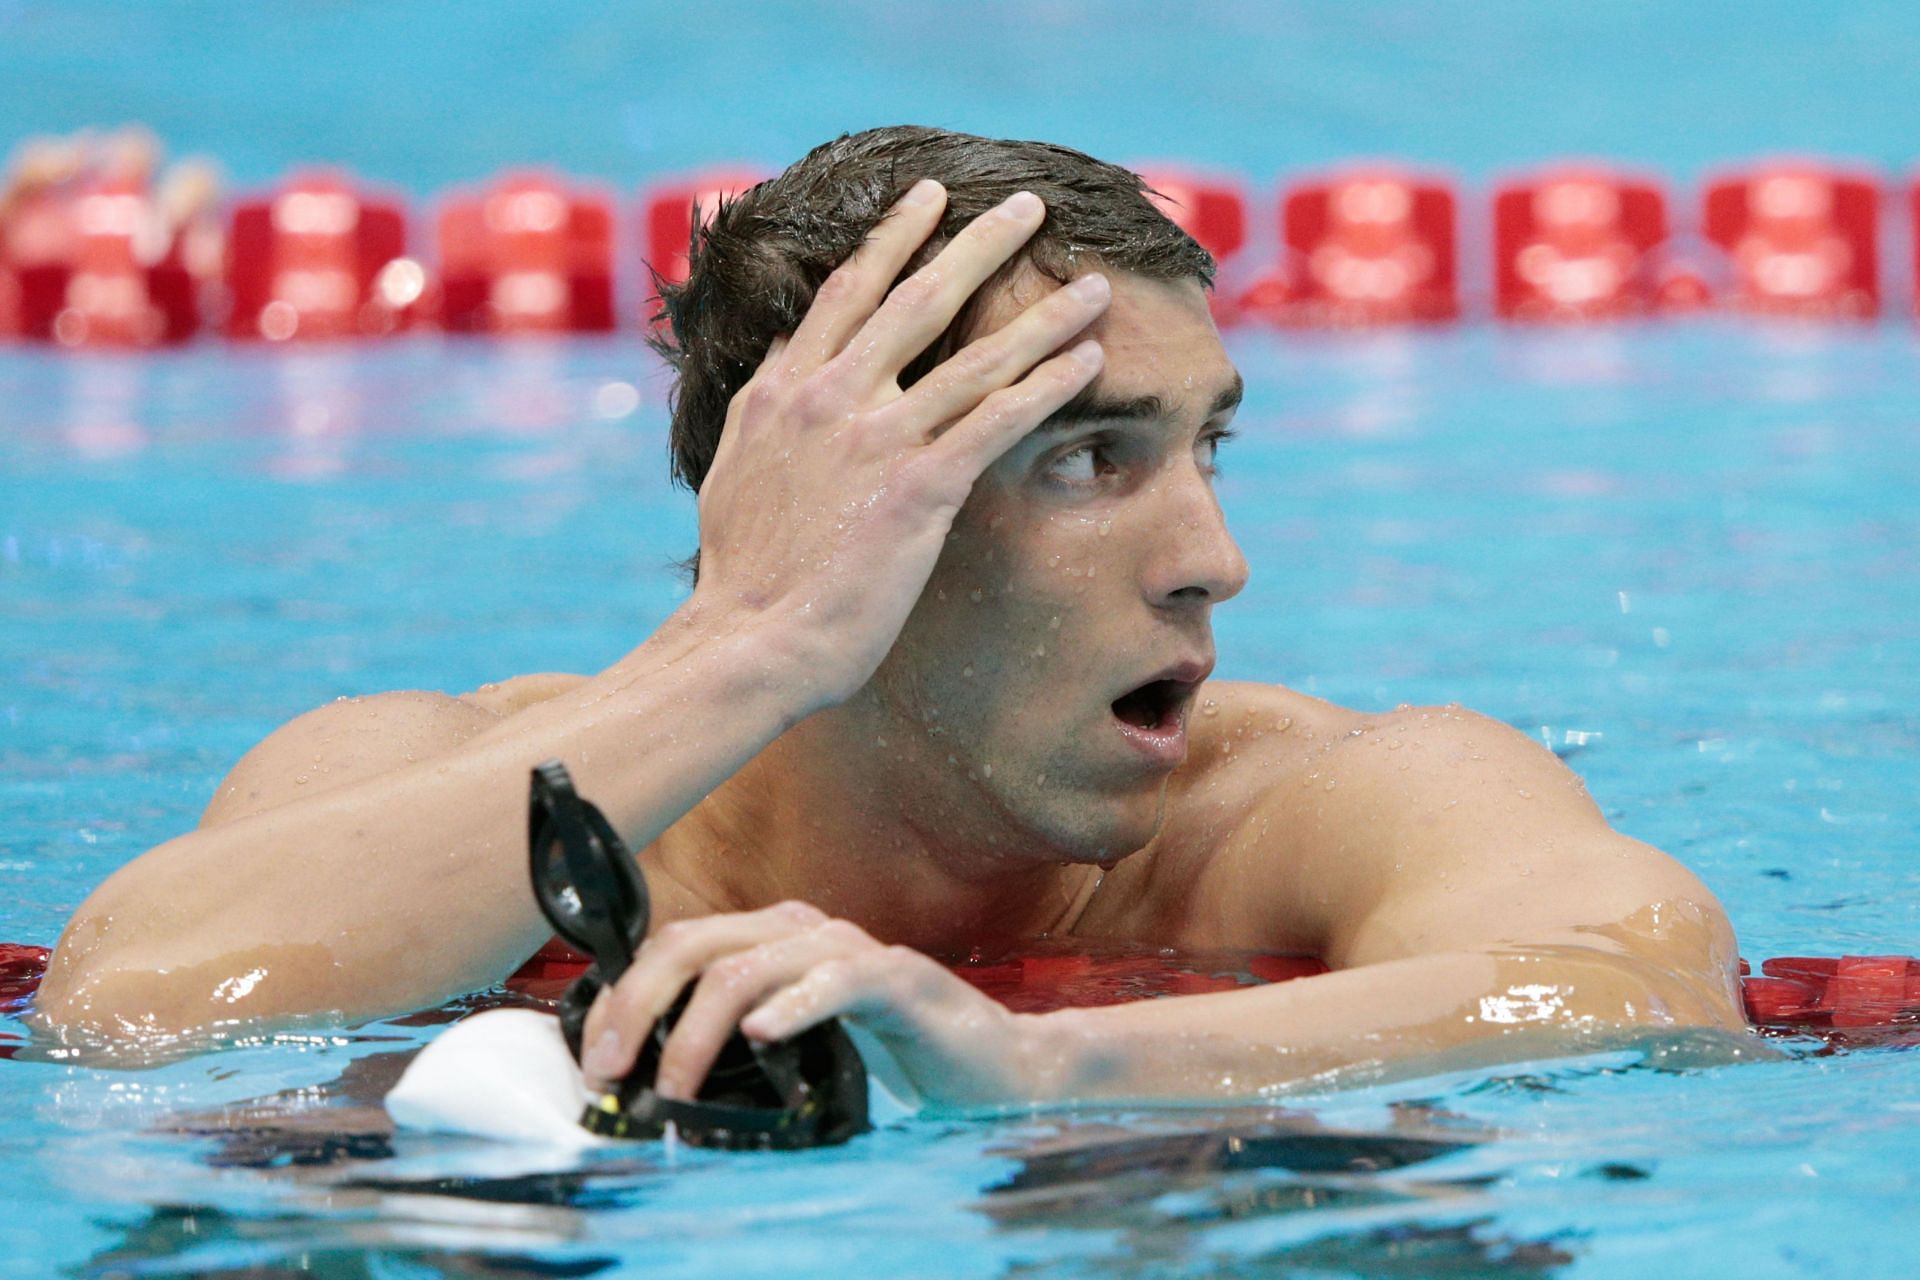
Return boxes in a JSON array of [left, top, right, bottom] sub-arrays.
[[3, 323, 1917, 1277], [7, 0, 1920, 1274]]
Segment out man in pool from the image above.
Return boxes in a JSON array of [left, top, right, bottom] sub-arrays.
[[34, 127, 1749, 1103]]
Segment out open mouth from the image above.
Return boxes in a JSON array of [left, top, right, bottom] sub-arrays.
[[1110, 678, 1195, 733]]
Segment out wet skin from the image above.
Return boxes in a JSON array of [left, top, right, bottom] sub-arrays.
[[35, 183, 1751, 1104]]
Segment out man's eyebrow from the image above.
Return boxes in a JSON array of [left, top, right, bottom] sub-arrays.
[[1208, 373, 1245, 420], [1035, 372, 1245, 435], [1035, 388, 1165, 433]]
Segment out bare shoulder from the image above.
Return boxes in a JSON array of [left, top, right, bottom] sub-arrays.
[[199, 672, 587, 829], [1178, 689, 1718, 954], [1117, 682, 1367, 948], [1167, 680, 1367, 810]]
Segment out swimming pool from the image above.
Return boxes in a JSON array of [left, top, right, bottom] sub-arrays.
[[3, 319, 1916, 1276]]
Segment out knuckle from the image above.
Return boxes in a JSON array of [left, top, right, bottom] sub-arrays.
[[887, 271, 942, 313], [967, 390, 1018, 431], [812, 266, 864, 309], [653, 919, 696, 952], [816, 917, 874, 949], [774, 899, 826, 924], [792, 375, 843, 420], [709, 952, 758, 985], [941, 341, 1002, 386]]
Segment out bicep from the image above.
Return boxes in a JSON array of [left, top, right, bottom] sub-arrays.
[[198, 690, 503, 829], [1277, 709, 1738, 983]]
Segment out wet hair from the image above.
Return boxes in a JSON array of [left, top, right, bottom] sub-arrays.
[[652, 125, 1216, 496]]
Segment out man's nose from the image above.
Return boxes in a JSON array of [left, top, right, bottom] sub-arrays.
[[1142, 467, 1249, 609]]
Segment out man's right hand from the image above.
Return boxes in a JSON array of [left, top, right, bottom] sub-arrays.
[[688, 180, 1111, 709]]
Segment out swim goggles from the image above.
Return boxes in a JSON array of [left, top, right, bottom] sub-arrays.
[[527, 759, 869, 1149]]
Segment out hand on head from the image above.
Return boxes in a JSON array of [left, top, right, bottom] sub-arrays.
[[686, 182, 1110, 709]]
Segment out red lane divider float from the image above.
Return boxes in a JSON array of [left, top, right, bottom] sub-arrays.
[[1, 940, 1915, 1052], [438, 170, 616, 335], [1703, 163, 1881, 320], [226, 170, 421, 341], [5, 175, 199, 347], [1494, 165, 1676, 321], [4, 154, 1920, 347], [1241, 168, 1460, 328]]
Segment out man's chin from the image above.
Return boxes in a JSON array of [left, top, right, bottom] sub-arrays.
[[1019, 786, 1167, 866]]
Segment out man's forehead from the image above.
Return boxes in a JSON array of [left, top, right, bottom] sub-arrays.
[[977, 267, 1239, 417]]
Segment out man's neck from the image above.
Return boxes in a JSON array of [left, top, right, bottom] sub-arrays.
[[645, 709, 1106, 957]]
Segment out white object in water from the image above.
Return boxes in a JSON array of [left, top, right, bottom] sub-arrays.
[[385, 1007, 920, 1146], [386, 1007, 608, 1148]]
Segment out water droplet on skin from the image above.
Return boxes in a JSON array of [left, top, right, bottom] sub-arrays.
[[294, 775, 309, 785], [947, 755, 958, 766], [1517, 789, 1533, 800], [1036, 774, 1047, 786], [982, 764, 992, 780], [1387, 740, 1402, 750], [1444, 799, 1458, 809], [875, 736, 888, 748], [962, 665, 974, 679], [1048, 615, 1062, 630], [1277, 717, 1293, 732], [1097, 521, 1111, 537], [1324, 779, 1337, 791], [1032, 645, 1046, 658], [1201, 700, 1220, 718], [970, 589, 983, 603]]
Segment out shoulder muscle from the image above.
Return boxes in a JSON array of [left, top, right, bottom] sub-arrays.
[[198, 690, 503, 829]]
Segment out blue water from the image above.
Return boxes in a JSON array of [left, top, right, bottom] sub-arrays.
[[6, 1, 1920, 1275], [4, 323, 1918, 1278]]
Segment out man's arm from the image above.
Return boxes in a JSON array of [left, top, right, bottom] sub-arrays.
[[33, 616, 823, 1041], [1023, 706, 1750, 1098], [34, 181, 1115, 1047]]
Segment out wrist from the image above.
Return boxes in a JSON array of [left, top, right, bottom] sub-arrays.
[[1019, 1008, 1125, 1105], [669, 590, 868, 718]]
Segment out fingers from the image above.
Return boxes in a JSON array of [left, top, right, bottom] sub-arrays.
[[894, 271, 1110, 429], [578, 899, 825, 1088], [844, 189, 1049, 378], [785, 179, 949, 370], [650, 920, 884, 1101], [927, 338, 1105, 473]]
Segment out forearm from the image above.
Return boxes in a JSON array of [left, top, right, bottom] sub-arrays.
[[1028, 945, 1751, 1103], [35, 606, 817, 1040]]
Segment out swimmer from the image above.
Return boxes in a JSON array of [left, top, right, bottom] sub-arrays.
[[31, 127, 1749, 1104]]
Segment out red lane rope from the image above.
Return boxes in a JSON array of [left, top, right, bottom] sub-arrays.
[[0, 158, 1909, 347], [4, 940, 1915, 1049]]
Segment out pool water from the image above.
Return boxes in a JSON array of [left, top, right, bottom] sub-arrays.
[[3, 324, 1918, 1277]]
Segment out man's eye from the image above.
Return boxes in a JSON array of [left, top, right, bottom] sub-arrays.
[[1198, 426, 1237, 476], [1049, 444, 1103, 485]]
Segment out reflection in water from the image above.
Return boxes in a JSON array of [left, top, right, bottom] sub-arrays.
[[269, 349, 364, 481], [60, 356, 150, 460], [66, 1026, 1599, 1280]]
